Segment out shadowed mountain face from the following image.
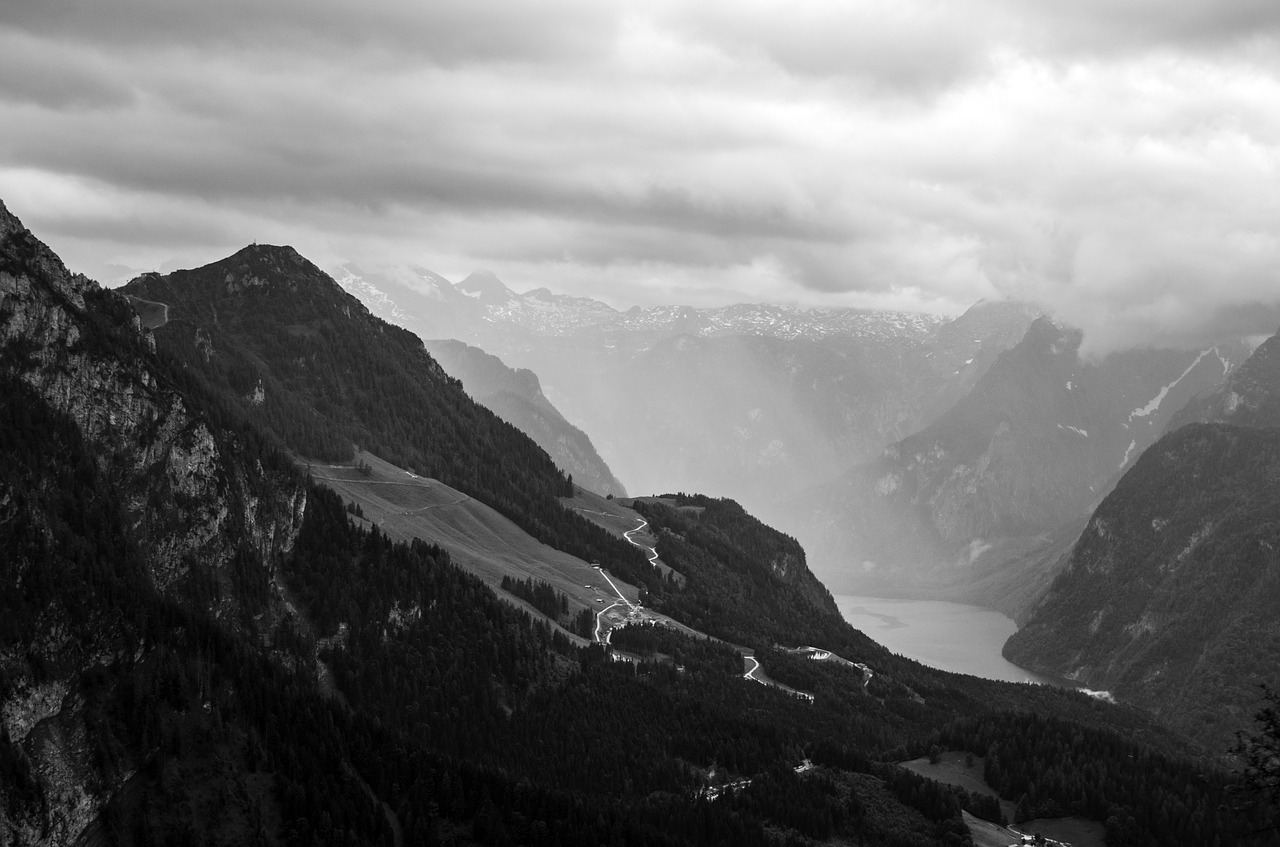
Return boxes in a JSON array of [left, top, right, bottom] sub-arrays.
[[121, 246, 651, 583], [1007, 327, 1280, 750], [1, 199, 309, 843], [794, 317, 1243, 611]]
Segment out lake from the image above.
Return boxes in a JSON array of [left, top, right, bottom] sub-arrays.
[[834, 594, 1061, 685]]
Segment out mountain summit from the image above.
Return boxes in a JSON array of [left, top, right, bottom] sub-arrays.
[[122, 246, 650, 579], [457, 269, 518, 305]]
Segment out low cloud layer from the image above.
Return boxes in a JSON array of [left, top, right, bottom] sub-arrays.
[[3, 0, 1280, 350]]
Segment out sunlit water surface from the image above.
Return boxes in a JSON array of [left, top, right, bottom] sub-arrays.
[[833, 595, 1063, 686]]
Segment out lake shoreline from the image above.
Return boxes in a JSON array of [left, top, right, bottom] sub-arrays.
[[834, 594, 1071, 687]]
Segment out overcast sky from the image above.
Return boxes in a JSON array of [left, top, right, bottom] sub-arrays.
[[3, 0, 1280, 350]]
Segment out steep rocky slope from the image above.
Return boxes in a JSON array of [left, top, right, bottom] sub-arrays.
[[1006, 326, 1280, 750], [0, 201, 305, 843], [800, 317, 1240, 606], [1168, 330, 1280, 430], [422, 338, 627, 497]]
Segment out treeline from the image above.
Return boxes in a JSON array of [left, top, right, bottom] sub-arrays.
[[285, 484, 1007, 841], [500, 574, 594, 638], [609, 621, 743, 676], [929, 712, 1264, 845], [122, 252, 653, 583], [632, 496, 887, 658]]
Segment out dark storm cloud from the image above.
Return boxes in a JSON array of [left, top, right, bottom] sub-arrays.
[[1004, 0, 1280, 55], [0, 34, 135, 111], [2, 0, 1279, 350], [2, 0, 618, 65]]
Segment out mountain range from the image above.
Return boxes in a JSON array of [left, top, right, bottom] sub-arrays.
[[797, 317, 1244, 613], [333, 264, 1252, 622], [1005, 323, 1280, 750], [329, 257, 1280, 757], [1, 196, 1264, 844], [333, 264, 1043, 530]]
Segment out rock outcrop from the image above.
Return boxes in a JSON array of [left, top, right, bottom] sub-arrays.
[[0, 200, 305, 845]]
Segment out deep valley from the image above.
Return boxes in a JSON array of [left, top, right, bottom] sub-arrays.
[[1, 197, 1276, 847]]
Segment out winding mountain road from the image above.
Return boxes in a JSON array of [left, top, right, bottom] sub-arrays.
[[595, 565, 635, 610], [624, 517, 661, 567], [594, 601, 623, 644]]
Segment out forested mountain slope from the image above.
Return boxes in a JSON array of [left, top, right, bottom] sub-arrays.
[[1007, 330, 1280, 750], [122, 249, 647, 582]]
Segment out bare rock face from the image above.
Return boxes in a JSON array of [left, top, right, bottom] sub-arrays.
[[0, 199, 304, 594], [1168, 329, 1280, 431], [1008, 327, 1280, 750], [0, 199, 306, 844]]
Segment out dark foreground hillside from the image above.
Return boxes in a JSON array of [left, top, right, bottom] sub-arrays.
[[0, 200, 1269, 845], [1006, 422, 1280, 751]]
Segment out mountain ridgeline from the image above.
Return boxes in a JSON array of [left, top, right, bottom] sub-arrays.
[[1007, 324, 1280, 751], [633, 494, 861, 652], [0, 200, 1269, 846], [335, 264, 1045, 531], [422, 338, 627, 497], [122, 248, 648, 581], [332, 264, 1254, 631], [800, 316, 1242, 613]]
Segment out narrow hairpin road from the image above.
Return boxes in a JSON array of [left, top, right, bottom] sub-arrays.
[[594, 601, 623, 644], [624, 517, 661, 567]]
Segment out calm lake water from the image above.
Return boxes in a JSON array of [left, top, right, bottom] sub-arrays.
[[834, 594, 1061, 686]]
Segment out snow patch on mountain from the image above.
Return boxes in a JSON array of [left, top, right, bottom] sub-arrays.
[[334, 266, 407, 321], [1213, 346, 1231, 377], [1129, 348, 1217, 421]]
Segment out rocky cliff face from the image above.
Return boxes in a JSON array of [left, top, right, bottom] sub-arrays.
[[1168, 329, 1280, 430], [0, 202, 305, 597], [0, 200, 305, 845], [799, 317, 1241, 606], [1006, 326, 1280, 750]]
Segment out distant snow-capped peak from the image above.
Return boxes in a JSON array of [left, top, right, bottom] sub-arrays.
[[334, 263, 947, 343]]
